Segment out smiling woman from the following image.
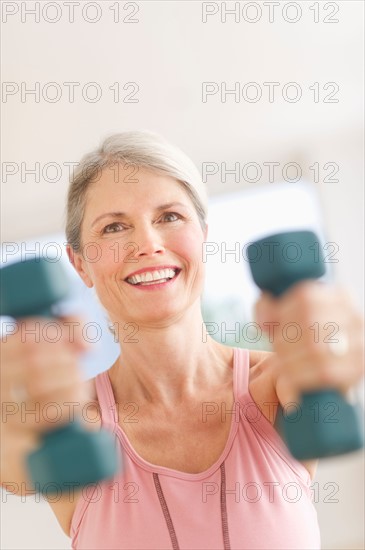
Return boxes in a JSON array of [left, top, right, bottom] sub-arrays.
[[67, 164, 208, 330], [2, 131, 364, 550]]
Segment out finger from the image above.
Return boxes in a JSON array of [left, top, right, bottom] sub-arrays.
[[3, 383, 94, 432], [254, 292, 277, 326], [2, 316, 91, 349], [272, 342, 363, 399]]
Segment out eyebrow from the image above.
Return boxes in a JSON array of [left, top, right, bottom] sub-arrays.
[[91, 202, 189, 227]]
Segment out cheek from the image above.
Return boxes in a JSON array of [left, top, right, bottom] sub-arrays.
[[83, 242, 123, 279], [172, 228, 205, 267]]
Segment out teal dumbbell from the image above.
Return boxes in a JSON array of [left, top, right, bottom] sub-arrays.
[[0, 257, 120, 492], [247, 230, 364, 459]]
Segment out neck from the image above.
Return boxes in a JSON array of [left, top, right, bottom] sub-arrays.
[[109, 301, 233, 409]]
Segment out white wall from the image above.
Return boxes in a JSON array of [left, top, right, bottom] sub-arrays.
[[1, 1, 364, 549]]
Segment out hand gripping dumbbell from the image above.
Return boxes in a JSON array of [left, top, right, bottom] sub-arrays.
[[247, 230, 364, 459], [0, 257, 120, 492]]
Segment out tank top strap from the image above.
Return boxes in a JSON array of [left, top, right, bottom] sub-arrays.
[[94, 370, 119, 431]]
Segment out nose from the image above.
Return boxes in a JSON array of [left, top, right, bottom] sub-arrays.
[[133, 223, 166, 258]]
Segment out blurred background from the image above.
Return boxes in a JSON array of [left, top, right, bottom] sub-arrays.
[[1, 1, 364, 548]]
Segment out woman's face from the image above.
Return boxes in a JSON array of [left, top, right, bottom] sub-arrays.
[[71, 164, 208, 327]]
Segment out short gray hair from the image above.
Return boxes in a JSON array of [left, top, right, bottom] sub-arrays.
[[65, 130, 208, 251]]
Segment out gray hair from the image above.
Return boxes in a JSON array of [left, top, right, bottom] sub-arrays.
[[65, 130, 208, 252]]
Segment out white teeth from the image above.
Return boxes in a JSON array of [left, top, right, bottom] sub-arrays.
[[127, 268, 177, 285]]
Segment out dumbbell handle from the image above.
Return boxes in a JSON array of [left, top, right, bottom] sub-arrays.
[[247, 231, 364, 459]]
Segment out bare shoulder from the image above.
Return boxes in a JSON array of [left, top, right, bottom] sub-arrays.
[[82, 377, 102, 432], [247, 349, 278, 416], [248, 348, 274, 370], [85, 376, 98, 400]]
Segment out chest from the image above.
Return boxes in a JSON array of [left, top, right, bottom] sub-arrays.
[[115, 397, 235, 474]]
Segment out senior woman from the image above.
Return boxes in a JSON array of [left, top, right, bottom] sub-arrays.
[[1, 131, 364, 550]]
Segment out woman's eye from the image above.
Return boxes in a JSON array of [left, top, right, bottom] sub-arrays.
[[162, 212, 180, 222], [103, 222, 124, 234]]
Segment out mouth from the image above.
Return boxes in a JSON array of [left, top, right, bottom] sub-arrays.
[[124, 268, 182, 288]]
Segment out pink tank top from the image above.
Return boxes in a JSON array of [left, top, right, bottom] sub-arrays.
[[71, 347, 321, 549]]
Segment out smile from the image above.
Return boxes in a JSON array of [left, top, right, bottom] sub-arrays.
[[125, 268, 181, 289]]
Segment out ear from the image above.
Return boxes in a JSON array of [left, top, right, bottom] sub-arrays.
[[66, 244, 94, 288]]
